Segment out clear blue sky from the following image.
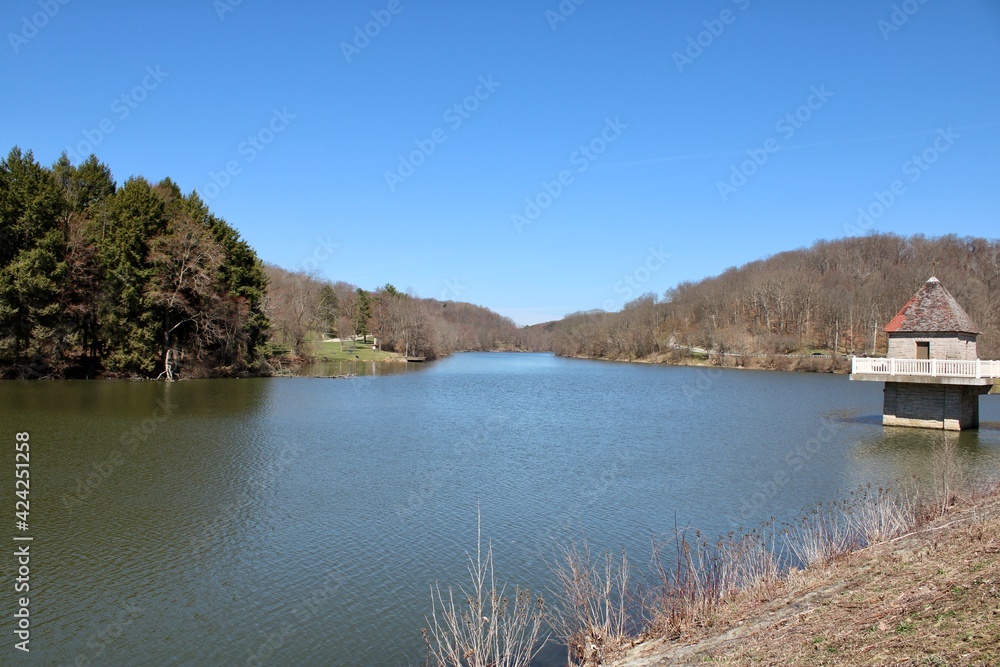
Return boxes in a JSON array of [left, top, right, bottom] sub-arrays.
[[3, 1, 999, 325]]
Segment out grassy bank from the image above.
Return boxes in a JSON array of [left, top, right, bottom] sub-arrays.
[[612, 486, 1000, 666], [307, 339, 404, 362], [267, 338, 405, 366]]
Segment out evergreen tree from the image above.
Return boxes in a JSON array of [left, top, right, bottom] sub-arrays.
[[354, 288, 371, 341], [97, 177, 166, 374], [318, 283, 339, 336], [53, 153, 116, 375], [0, 148, 68, 372], [53, 153, 116, 213], [0, 146, 276, 378]]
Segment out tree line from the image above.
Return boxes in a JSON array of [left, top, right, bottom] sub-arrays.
[[264, 265, 531, 359], [0, 147, 541, 378], [11, 147, 988, 378], [0, 148, 268, 379], [539, 233, 1000, 367]]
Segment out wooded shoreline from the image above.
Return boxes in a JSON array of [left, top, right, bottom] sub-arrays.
[[559, 350, 852, 374], [4, 148, 996, 382]]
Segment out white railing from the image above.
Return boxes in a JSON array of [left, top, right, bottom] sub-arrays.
[[852, 357, 1000, 379]]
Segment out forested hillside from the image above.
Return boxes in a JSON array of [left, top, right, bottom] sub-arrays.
[[0, 147, 536, 378], [0, 148, 268, 379], [7, 146, 993, 378], [264, 265, 529, 359], [542, 234, 1000, 366]]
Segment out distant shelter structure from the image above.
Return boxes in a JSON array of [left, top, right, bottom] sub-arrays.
[[851, 277, 999, 430]]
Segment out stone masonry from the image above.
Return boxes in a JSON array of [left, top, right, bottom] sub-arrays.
[[886, 332, 977, 361], [882, 382, 989, 430]]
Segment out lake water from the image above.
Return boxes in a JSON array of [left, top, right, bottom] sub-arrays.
[[2, 352, 999, 665]]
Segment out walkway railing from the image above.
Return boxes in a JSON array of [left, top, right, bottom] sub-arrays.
[[851, 357, 1000, 379]]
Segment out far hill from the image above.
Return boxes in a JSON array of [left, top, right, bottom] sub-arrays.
[[534, 233, 999, 367], [263, 264, 537, 360]]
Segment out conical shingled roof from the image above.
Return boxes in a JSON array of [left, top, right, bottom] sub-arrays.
[[885, 277, 981, 335]]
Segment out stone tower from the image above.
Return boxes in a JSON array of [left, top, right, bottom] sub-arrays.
[[851, 277, 998, 430]]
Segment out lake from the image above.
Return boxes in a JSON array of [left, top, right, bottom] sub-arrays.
[[2, 352, 999, 665]]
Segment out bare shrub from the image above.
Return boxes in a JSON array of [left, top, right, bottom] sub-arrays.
[[844, 483, 920, 545], [968, 477, 1000, 502], [785, 501, 851, 567], [768, 355, 794, 372], [831, 356, 851, 372], [785, 482, 924, 568], [646, 529, 719, 638], [716, 525, 781, 595], [794, 357, 820, 373], [642, 520, 783, 642], [760, 335, 797, 355], [541, 472, 986, 663], [423, 518, 546, 667], [547, 542, 632, 666], [932, 435, 965, 517]]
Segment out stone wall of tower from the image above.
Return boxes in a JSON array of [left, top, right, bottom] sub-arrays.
[[886, 332, 978, 360], [882, 381, 984, 430]]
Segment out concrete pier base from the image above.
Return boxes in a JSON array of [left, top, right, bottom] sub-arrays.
[[882, 382, 991, 430]]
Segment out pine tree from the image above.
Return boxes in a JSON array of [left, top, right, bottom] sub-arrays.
[[97, 177, 166, 375], [0, 148, 68, 373]]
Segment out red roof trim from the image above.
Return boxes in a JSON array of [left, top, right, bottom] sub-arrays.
[[885, 293, 919, 332]]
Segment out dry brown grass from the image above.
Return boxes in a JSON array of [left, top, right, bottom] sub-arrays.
[[644, 524, 781, 641], [785, 484, 922, 568], [442, 438, 994, 666], [612, 486, 1000, 667], [586, 438, 996, 666]]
